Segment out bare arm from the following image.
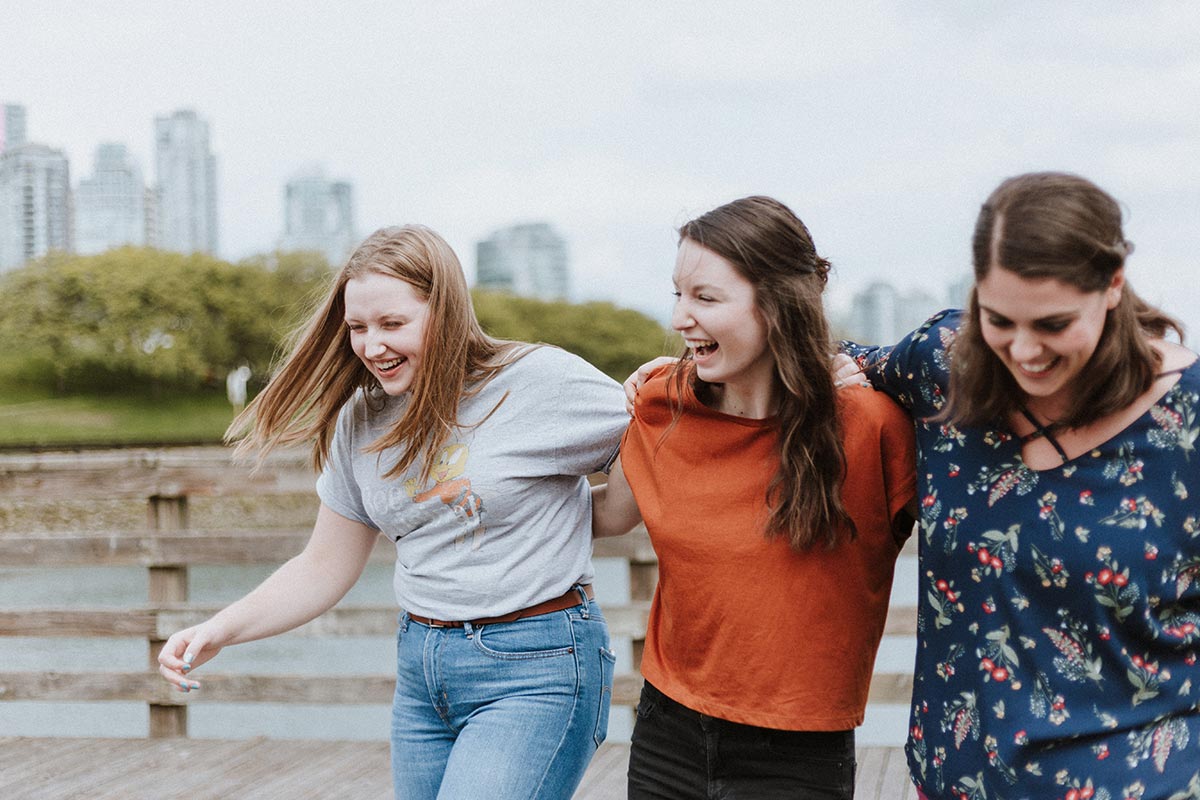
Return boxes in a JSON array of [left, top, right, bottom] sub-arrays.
[[157, 502, 380, 691], [591, 456, 643, 538]]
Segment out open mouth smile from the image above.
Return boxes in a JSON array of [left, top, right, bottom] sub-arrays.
[[375, 356, 407, 376]]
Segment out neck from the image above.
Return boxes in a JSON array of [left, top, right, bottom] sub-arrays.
[[709, 380, 776, 419], [1022, 395, 1072, 429]]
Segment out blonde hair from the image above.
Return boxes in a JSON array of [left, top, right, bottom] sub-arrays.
[[227, 225, 521, 480]]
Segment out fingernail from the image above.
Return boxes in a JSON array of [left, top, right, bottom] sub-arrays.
[[181, 664, 191, 672], [183, 652, 194, 665], [178, 684, 190, 693], [189, 683, 200, 690]]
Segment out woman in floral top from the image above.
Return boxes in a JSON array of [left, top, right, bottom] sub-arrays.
[[845, 172, 1200, 799]]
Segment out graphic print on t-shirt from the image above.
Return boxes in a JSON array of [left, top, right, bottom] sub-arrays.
[[403, 442, 486, 550]]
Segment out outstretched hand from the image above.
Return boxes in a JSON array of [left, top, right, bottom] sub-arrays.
[[622, 357, 679, 414], [156, 620, 229, 693]]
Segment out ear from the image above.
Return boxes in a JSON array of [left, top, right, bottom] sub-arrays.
[[1105, 268, 1124, 310]]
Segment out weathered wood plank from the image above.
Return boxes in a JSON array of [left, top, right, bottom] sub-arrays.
[[0, 738, 911, 800], [0, 528, 395, 567], [867, 670, 915, 705], [0, 528, 661, 568], [0, 447, 314, 500], [0, 668, 913, 707], [0, 601, 654, 640], [0, 609, 160, 637]]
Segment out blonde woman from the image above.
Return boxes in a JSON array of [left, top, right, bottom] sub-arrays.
[[158, 226, 628, 800]]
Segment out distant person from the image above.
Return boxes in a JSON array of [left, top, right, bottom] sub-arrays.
[[594, 196, 916, 799], [834, 172, 1200, 798], [158, 225, 628, 800]]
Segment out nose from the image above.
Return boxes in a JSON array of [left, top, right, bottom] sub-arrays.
[[364, 330, 388, 358], [671, 300, 694, 332], [1009, 327, 1042, 362]]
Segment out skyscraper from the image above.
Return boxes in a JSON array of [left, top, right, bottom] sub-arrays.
[[475, 223, 570, 301], [0, 142, 72, 271], [75, 143, 148, 255], [847, 280, 942, 345], [278, 168, 355, 266], [154, 109, 218, 255], [1, 104, 27, 154]]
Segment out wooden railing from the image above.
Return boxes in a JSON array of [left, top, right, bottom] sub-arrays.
[[0, 447, 915, 738]]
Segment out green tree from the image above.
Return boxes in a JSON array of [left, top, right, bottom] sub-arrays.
[[0, 249, 670, 395], [472, 290, 676, 381], [0, 248, 330, 393]]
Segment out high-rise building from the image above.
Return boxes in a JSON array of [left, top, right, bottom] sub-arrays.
[[1, 104, 27, 154], [0, 142, 72, 271], [75, 143, 148, 255], [847, 281, 942, 345], [475, 223, 569, 301], [278, 169, 355, 266], [154, 109, 218, 255]]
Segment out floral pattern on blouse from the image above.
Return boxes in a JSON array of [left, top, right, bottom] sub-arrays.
[[844, 309, 1200, 800]]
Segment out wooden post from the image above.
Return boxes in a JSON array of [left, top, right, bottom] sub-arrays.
[[628, 560, 658, 671], [147, 494, 189, 738]]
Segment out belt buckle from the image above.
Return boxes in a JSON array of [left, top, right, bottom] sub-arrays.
[[426, 618, 450, 628]]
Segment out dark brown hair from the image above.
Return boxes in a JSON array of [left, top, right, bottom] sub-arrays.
[[669, 195, 852, 550], [946, 172, 1183, 428], [227, 225, 521, 480]]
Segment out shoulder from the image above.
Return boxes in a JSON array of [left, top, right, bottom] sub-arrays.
[[632, 364, 687, 423], [501, 344, 613, 382], [838, 384, 911, 431], [1155, 339, 1198, 373], [910, 308, 964, 350]]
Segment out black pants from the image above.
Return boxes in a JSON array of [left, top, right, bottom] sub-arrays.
[[627, 681, 856, 800]]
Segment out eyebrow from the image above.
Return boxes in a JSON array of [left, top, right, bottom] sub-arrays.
[[978, 304, 1078, 324], [675, 281, 722, 293]]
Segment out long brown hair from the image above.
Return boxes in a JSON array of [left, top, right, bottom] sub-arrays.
[[227, 225, 520, 480], [945, 172, 1183, 428], [668, 196, 852, 550]]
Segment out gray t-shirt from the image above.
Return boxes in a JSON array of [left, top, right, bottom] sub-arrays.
[[316, 345, 628, 620]]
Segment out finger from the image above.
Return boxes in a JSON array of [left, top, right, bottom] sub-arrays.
[[156, 633, 188, 669], [157, 663, 201, 693]]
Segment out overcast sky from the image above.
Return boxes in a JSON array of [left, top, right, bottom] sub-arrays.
[[5, 2, 1199, 337]]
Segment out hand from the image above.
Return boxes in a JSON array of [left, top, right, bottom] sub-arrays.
[[156, 620, 228, 694], [832, 353, 870, 389], [623, 357, 679, 414]]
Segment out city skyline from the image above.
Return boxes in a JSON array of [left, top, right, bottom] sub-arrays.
[[3, 3, 1198, 337], [476, 222, 571, 302]]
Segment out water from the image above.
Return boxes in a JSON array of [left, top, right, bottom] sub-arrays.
[[0, 556, 917, 745]]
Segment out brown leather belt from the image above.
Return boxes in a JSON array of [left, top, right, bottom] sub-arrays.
[[407, 584, 594, 628]]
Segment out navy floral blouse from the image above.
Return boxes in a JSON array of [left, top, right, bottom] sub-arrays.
[[846, 310, 1200, 800]]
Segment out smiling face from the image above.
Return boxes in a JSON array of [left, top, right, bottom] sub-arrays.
[[671, 238, 775, 412], [976, 265, 1123, 420], [343, 271, 430, 396]]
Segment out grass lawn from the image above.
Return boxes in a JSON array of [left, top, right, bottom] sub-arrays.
[[0, 387, 238, 448]]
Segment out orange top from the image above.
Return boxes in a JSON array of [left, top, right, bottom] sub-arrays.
[[621, 367, 916, 730]]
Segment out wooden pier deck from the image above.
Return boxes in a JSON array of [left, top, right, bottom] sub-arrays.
[[1, 447, 920, 799], [0, 738, 915, 799]]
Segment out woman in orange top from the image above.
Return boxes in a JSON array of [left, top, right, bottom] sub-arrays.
[[593, 196, 916, 799]]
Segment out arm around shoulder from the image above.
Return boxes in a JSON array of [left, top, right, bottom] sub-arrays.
[[591, 456, 643, 538]]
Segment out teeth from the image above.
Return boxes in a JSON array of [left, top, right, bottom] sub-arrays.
[[688, 340, 716, 349], [1021, 360, 1054, 374], [377, 357, 404, 370]]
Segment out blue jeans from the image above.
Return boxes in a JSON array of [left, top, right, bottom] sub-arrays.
[[628, 681, 856, 799], [391, 593, 615, 800]]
